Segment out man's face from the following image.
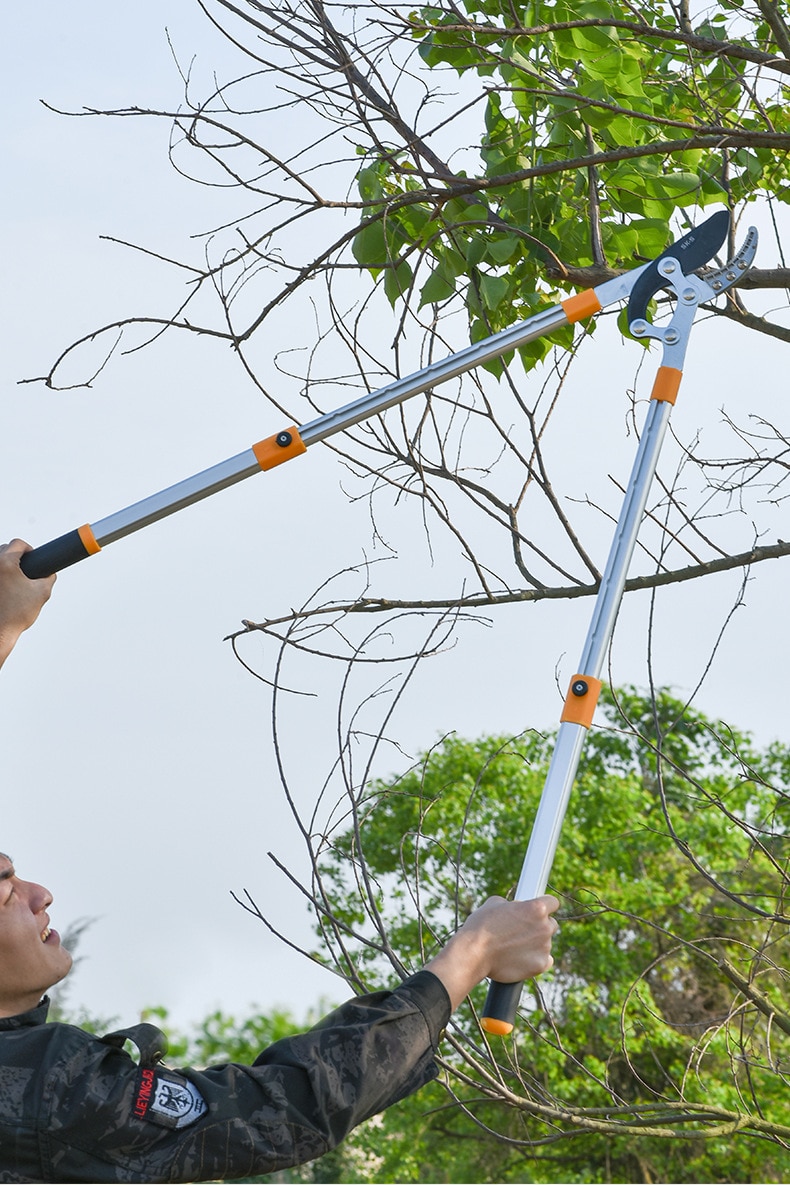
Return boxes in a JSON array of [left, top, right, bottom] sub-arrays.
[[0, 854, 72, 1017]]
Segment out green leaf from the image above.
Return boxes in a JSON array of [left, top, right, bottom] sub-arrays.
[[647, 171, 702, 205], [631, 217, 671, 258], [398, 203, 432, 242], [384, 258, 413, 305], [357, 166, 384, 202], [487, 234, 520, 263], [351, 220, 387, 269], [478, 272, 511, 310], [570, 23, 619, 55], [465, 236, 488, 267], [419, 264, 457, 306]]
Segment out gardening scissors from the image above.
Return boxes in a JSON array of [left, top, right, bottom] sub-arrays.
[[17, 212, 759, 1038]]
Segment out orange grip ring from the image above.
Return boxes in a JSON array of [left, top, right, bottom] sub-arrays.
[[561, 289, 602, 324], [77, 523, 101, 556], [252, 426, 307, 471], [650, 366, 683, 405], [560, 675, 602, 728], [481, 1017, 514, 1036]]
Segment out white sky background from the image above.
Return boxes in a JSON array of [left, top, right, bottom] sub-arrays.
[[2, 1, 789, 1031]]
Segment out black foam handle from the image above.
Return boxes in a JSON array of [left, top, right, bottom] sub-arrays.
[[481, 979, 523, 1036], [20, 530, 94, 580]]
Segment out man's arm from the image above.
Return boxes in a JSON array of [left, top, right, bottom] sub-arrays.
[[425, 894, 559, 1010], [168, 897, 559, 1179], [0, 539, 56, 668], [29, 896, 559, 1183]]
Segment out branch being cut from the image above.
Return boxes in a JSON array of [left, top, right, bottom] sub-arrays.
[[230, 539, 790, 640]]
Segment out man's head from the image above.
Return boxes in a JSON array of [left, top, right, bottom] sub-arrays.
[[0, 853, 72, 1018]]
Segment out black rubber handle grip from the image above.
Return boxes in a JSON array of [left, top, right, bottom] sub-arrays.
[[20, 530, 95, 580], [480, 979, 523, 1036]]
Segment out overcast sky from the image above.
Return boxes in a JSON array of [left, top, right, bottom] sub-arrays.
[[3, 2, 789, 1034]]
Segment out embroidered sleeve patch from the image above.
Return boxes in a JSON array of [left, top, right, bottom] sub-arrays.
[[133, 1068, 208, 1130]]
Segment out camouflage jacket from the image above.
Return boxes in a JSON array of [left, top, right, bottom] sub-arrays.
[[0, 970, 450, 1183]]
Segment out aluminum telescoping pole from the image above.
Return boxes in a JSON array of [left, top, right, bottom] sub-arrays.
[[480, 390, 675, 1035], [20, 300, 597, 580]]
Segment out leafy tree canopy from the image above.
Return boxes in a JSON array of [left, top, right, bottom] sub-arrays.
[[345, 0, 790, 369], [311, 686, 790, 1182]]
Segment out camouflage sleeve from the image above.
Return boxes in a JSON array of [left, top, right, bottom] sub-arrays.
[[168, 970, 450, 1181], [44, 970, 450, 1184]]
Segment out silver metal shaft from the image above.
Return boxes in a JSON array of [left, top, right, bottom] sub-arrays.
[[89, 304, 571, 544], [513, 396, 673, 901], [299, 304, 570, 445], [92, 450, 261, 545]]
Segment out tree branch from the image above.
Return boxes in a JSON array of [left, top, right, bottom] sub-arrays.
[[230, 540, 790, 637]]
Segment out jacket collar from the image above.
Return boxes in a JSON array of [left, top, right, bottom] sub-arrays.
[[0, 996, 51, 1030]]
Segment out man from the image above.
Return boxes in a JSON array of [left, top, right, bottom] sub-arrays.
[[0, 537, 559, 1183]]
